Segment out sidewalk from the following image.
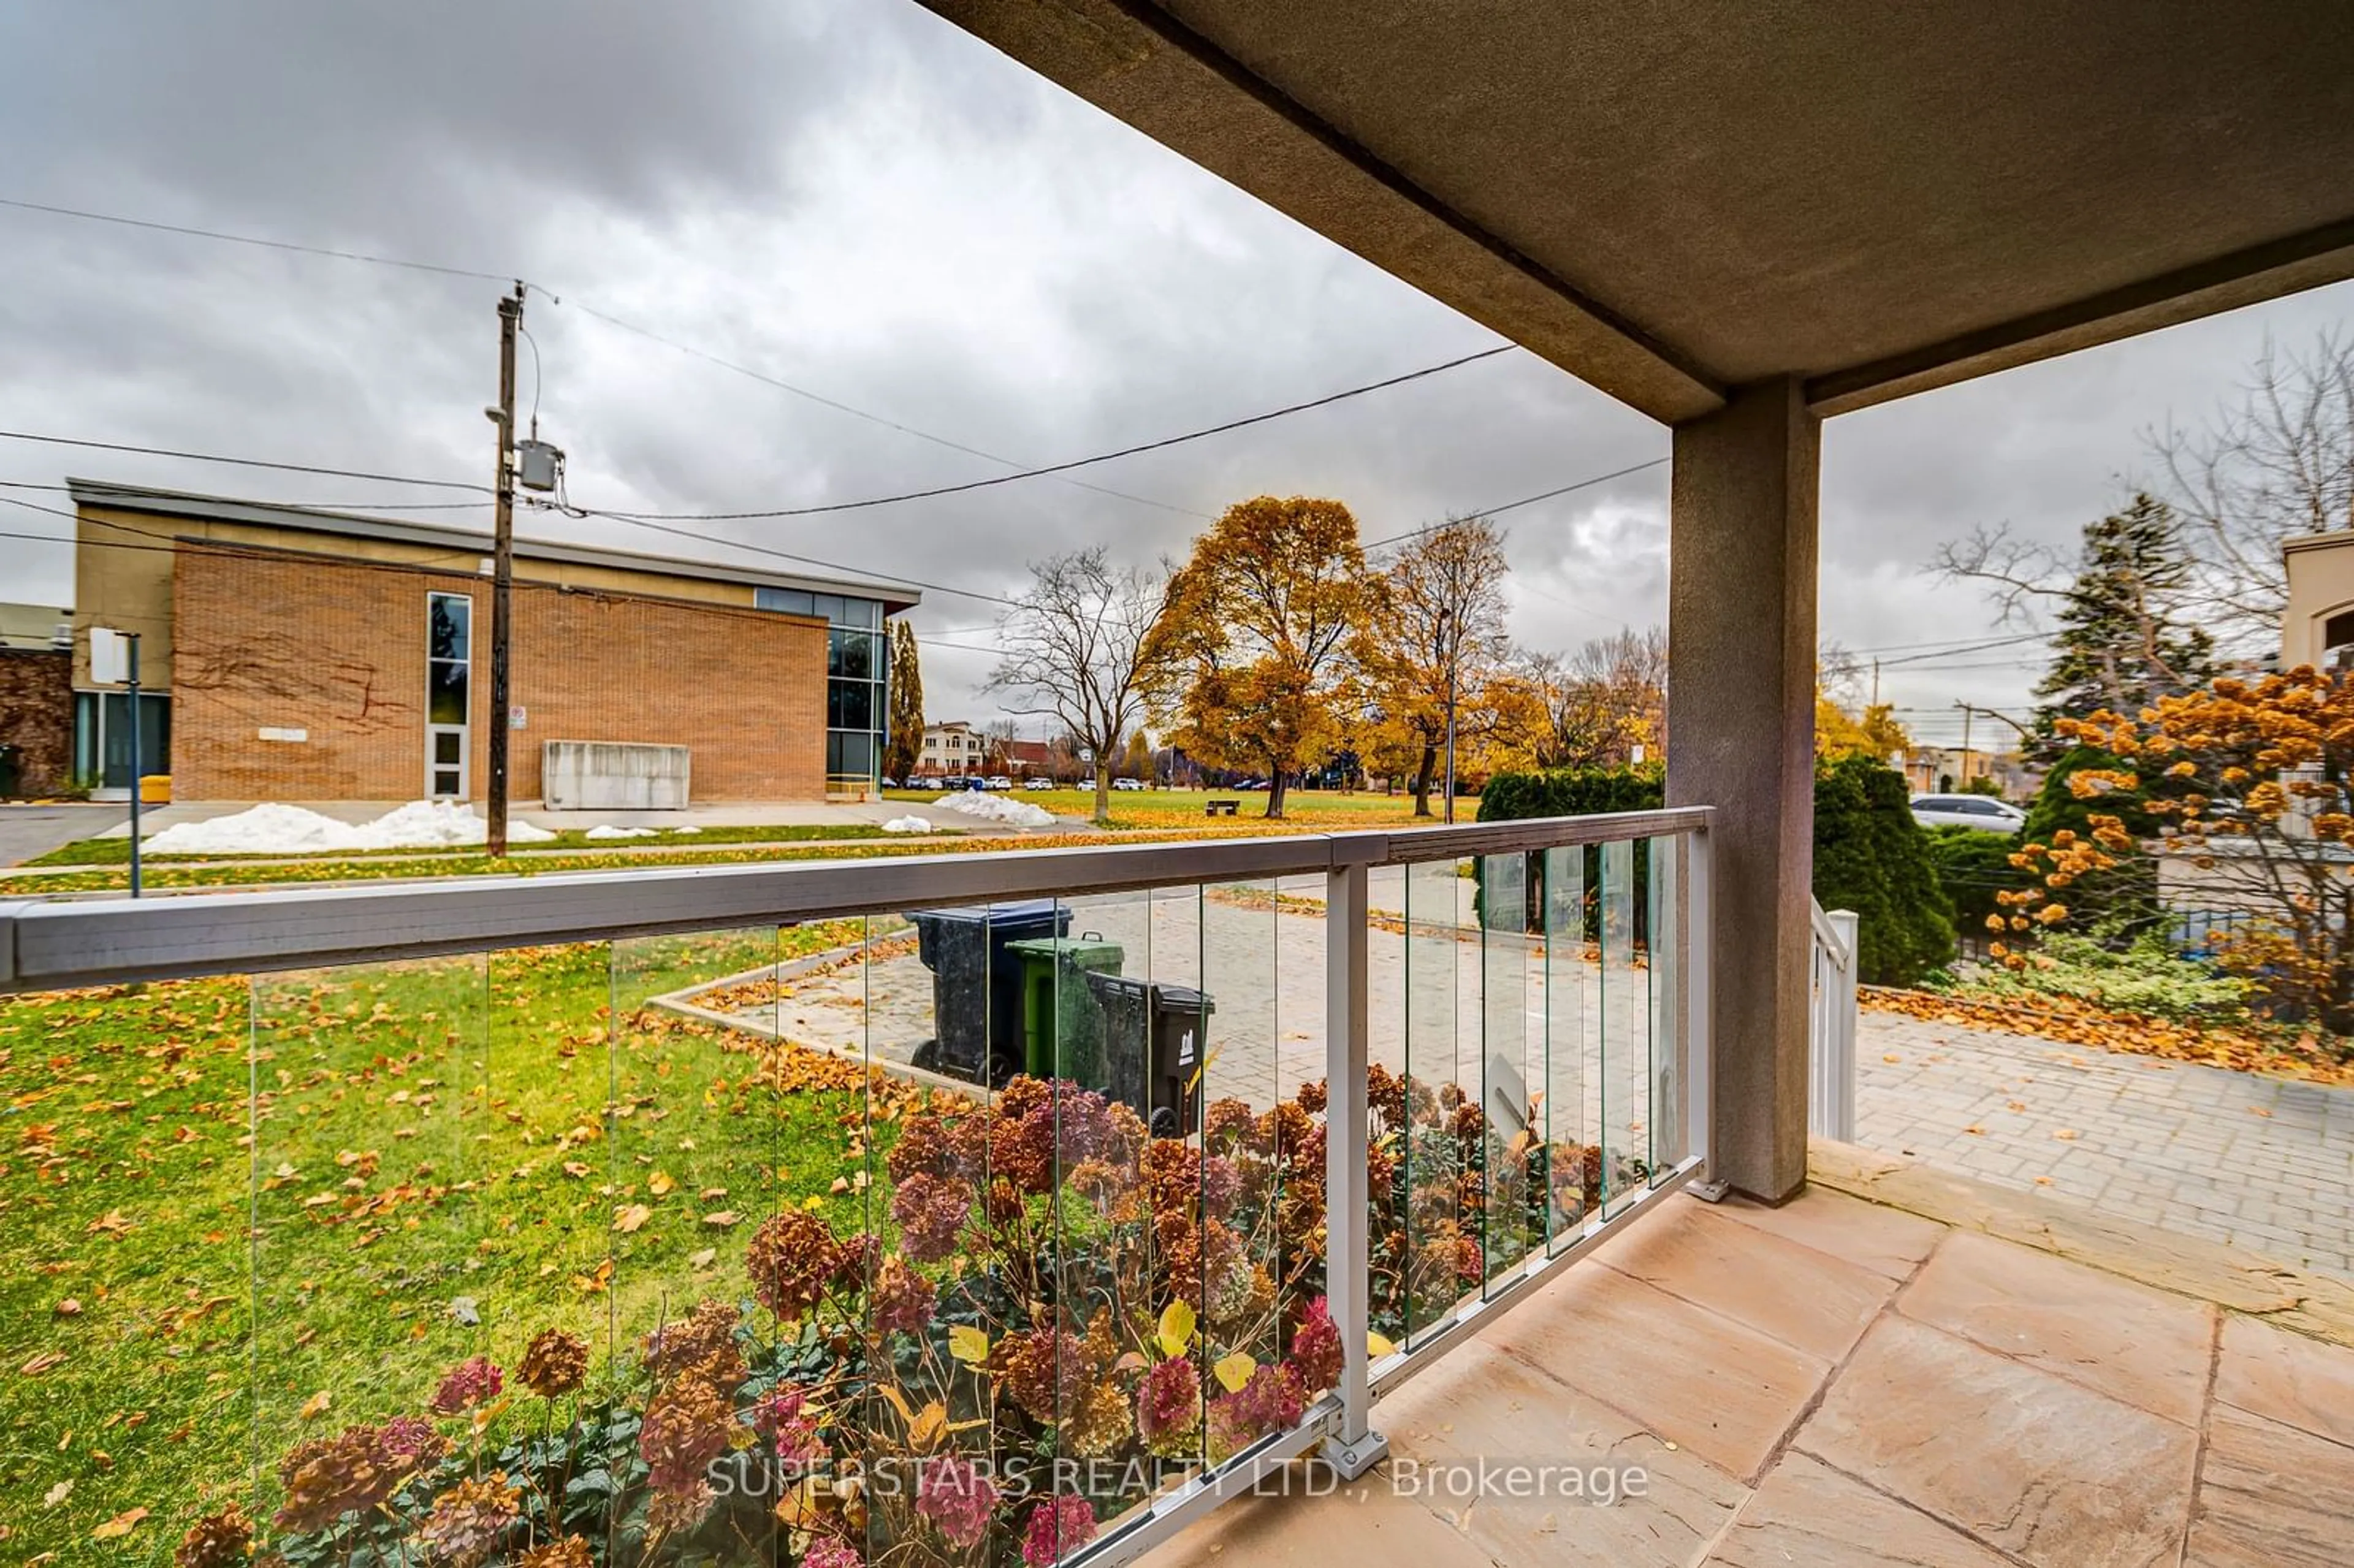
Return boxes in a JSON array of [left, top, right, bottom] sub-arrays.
[[1856, 1005, 2354, 1282]]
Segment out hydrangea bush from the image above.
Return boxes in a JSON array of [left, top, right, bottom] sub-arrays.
[[211, 1068, 1634, 1568]]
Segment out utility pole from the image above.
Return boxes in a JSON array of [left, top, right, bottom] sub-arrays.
[[1958, 701, 1973, 786], [126, 633, 142, 899], [486, 283, 523, 858], [1870, 658, 1881, 706]]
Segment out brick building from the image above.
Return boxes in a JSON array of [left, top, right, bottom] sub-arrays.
[[68, 479, 916, 804]]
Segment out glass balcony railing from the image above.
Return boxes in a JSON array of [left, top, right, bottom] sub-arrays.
[[0, 809, 1711, 1567]]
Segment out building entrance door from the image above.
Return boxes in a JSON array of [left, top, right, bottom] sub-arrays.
[[426, 725, 468, 799]]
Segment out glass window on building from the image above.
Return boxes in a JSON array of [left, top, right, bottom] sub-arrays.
[[73, 690, 170, 793], [756, 587, 891, 786]]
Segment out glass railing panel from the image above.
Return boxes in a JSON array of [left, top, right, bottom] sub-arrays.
[[1479, 851, 1541, 1293], [1648, 835, 1687, 1175], [1195, 875, 1307, 1475], [1541, 845, 1594, 1252], [0, 976, 258, 1561], [1398, 856, 1471, 1345], [248, 952, 489, 1561], [1598, 839, 1650, 1216], [605, 925, 795, 1563]]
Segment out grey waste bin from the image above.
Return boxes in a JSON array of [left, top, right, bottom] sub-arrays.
[[1083, 972, 1215, 1138], [905, 900, 1071, 1085]]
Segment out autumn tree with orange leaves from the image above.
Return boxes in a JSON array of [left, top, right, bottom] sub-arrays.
[[2005, 665, 2354, 1041], [1145, 496, 1378, 819]]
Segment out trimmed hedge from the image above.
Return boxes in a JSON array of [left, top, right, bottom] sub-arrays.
[[1475, 765, 1665, 940], [1480, 758, 1956, 983], [1478, 763, 1666, 822], [1926, 824, 2033, 937], [1814, 755, 1955, 985]]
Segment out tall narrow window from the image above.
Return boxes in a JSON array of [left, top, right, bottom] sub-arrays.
[[426, 593, 471, 797]]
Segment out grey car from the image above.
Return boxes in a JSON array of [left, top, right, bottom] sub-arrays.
[[1911, 793, 2026, 833]]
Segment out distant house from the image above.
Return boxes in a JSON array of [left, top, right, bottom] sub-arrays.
[[918, 721, 988, 775], [66, 479, 918, 803]]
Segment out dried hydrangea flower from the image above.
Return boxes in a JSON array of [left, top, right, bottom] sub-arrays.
[[747, 1211, 851, 1323], [914, 1453, 997, 1549], [413, 1473, 520, 1568], [274, 1425, 404, 1532], [1288, 1296, 1342, 1391], [891, 1171, 973, 1264], [429, 1355, 505, 1416], [173, 1506, 253, 1568], [1136, 1357, 1202, 1458], [517, 1328, 590, 1399], [517, 1537, 595, 1568], [869, 1255, 938, 1337], [1021, 1493, 1100, 1567], [999, 1327, 1087, 1424]]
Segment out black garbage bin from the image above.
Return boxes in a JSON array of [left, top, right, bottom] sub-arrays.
[[0, 744, 18, 799], [1083, 972, 1215, 1138], [906, 900, 1072, 1085]]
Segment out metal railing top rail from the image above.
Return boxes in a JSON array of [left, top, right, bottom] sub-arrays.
[[0, 805, 1710, 993]]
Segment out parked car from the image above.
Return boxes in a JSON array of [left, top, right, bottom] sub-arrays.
[[1910, 793, 2026, 833], [985, 775, 1015, 791], [1112, 777, 1144, 791], [1076, 777, 1097, 791], [1023, 777, 1056, 790]]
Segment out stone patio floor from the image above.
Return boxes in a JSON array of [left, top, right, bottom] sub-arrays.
[[1137, 1162, 2354, 1568]]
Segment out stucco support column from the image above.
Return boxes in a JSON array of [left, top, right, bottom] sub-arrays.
[[1666, 376, 1819, 1203]]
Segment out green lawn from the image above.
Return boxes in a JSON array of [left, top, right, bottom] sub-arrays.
[[0, 923, 907, 1562]]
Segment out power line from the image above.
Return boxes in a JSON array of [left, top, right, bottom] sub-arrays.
[[578, 344, 1518, 523], [1360, 456, 1672, 554], [560, 300, 1208, 522], [1, 192, 1212, 521], [525, 499, 1018, 607], [0, 195, 515, 284], [0, 430, 492, 493]]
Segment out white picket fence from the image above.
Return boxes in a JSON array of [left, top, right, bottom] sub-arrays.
[[1809, 899, 1860, 1141]]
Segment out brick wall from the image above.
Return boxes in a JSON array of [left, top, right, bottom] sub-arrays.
[[0, 647, 72, 797], [170, 545, 829, 802]]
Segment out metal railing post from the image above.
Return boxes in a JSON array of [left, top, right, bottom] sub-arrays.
[[1684, 828, 1724, 1200], [1828, 908, 1859, 1141], [1321, 858, 1388, 1479]]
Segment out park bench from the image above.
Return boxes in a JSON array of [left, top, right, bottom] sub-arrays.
[[1205, 799, 1240, 817]]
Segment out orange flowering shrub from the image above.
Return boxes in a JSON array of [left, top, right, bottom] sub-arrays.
[[2010, 666, 2354, 1036]]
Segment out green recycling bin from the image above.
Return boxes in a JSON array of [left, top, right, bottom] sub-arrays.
[[1006, 934, 1127, 1085]]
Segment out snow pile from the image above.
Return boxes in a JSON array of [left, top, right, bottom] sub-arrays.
[[931, 792, 1057, 829], [142, 801, 555, 856], [673, 825, 702, 834], [584, 824, 658, 840], [882, 815, 933, 834]]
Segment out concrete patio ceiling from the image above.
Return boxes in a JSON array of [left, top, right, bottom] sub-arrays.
[[918, 1, 2354, 421]]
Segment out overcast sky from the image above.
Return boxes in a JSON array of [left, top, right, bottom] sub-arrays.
[[3, 0, 2349, 755]]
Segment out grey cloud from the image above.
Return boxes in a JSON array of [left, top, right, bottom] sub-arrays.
[[1, 0, 2348, 731]]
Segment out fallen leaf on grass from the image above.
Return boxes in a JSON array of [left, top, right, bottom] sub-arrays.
[[299, 1390, 331, 1420], [614, 1204, 652, 1233], [92, 1507, 147, 1540], [42, 1480, 70, 1507], [701, 1211, 741, 1228], [648, 1171, 676, 1197], [20, 1351, 64, 1376]]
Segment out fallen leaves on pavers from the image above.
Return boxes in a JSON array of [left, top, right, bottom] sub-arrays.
[[1862, 986, 2354, 1086]]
